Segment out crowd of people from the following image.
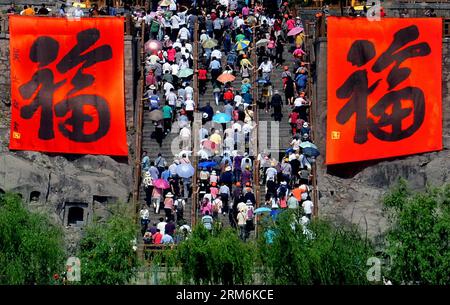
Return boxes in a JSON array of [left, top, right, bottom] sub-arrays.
[[133, 0, 318, 245]]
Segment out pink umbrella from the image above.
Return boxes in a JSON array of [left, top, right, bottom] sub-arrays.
[[287, 27, 304, 36], [153, 179, 170, 189], [145, 40, 162, 53], [202, 140, 217, 151]]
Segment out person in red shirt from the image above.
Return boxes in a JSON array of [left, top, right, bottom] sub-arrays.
[[223, 89, 234, 104], [153, 229, 163, 244], [197, 68, 208, 95], [289, 111, 299, 135], [166, 45, 176, 63]]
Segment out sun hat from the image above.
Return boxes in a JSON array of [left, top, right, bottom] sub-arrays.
[[166, 192, 174, 197], [303, 122, 309, 128]]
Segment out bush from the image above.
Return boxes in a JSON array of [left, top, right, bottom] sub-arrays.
[[383, 181, 450, 284], [77, 204, 140, 285], [0, 193, 65, 284], [258, 210, 375, 284], [159, 225, 257, 285]]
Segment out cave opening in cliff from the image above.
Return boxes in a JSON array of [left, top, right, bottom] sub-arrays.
[[30, 191, 40, 202], [67, 206, 85, 226]]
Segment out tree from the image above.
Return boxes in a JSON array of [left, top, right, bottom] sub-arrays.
[[157, 225, 257, 285], [77, 204, 140, 284], [258, 210, 375, 284], [0, 193, 65, 284], [383, 180, 450, 284]]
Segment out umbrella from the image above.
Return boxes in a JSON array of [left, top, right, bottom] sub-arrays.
[[270, 209, 283, 220], [302, 147, 320, 157], [235, 40, 250, 51], [287, 27, 304, 36], [159, 0, 171, 6], [256, 38, 269, 47], [178, 68, 194, 78], [153, 179, 170, 189], [148, 110, 163, 121], [300, 141, 318, 149], [176, 164, 195, 178], [217, 73, 236, 84], [237, 202, 247, 212], [212, 113, 232, 123], [202, 140, 217, 151], [254, 207, 272, 214], [147, 54, 160, 64], [202, 38, 218, 49], [198, 161, 218, 168], [235, 33, 246, 42], [145, 40, 162, 53]]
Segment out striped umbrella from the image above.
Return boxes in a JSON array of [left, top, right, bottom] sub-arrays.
[[235, 40, 250, 51]]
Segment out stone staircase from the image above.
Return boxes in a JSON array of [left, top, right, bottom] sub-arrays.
[[139, 98, 192, 230], [257, 48, 298, 204]]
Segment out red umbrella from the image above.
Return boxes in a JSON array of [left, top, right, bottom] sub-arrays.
[[153, 179, 170, 189]]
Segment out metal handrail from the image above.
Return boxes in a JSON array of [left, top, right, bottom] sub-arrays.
[[132, 20, 145, 224]]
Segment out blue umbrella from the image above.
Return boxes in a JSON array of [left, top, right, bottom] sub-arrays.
[[270, 209, 283, 221], [302, 147, 320, 157], [198, 161, 218, 168], [212, 113, 232, 124], [176, 164, 195, 178], [254, 207, 272, 214]]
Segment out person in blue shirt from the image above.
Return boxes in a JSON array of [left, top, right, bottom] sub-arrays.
[[141, 151, 150, 172], [161, 166, 171, 182]]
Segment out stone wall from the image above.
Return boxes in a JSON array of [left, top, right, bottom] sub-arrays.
[[313, 37, 450, 247], [0, 32, 137, 253]]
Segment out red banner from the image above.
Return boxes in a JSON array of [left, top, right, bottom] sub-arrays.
[[9, 16, 128, 156], [326, 17, 442, 165]]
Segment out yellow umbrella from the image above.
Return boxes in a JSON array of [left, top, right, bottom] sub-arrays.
[[202, 39, 218, 49]]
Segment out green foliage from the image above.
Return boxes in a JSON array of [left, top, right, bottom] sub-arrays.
[[77, 204, 140, 284], [258, 210, 375, 284], [0, 193, 65, 284], [158, 225, 257, 285], [383, 182, 450, 284]]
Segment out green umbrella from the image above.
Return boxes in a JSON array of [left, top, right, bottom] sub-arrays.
[[235, 34, 246, 42], [178, 68, 194, 78], [300, 141, 317, 149]]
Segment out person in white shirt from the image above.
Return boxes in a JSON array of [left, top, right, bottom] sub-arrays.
[[291, 137, 301, 151], [184, 84, 194, 100], [200, 30, 210, 44], [178, 26, 190, 42], [211, 48, 222, 60], [170, 14, 181, 41], [180, 126, 191, 150], [232, 122, 242, 132], [171, 63, 179, 78], [266, 167, 277, 182], [72, 5, 84, 17], [157, 217, 167, 235], [294, 96, 307, 108], [259, 59, 273, 81], [172, 39, 183, 50], [302, 199, 314, 219], [163, 81, 174, 96]]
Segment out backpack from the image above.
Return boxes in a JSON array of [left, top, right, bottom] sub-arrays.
[[175, 199, 184, 211], [278, 185, 287, 198], [247, 206, 254, 220]]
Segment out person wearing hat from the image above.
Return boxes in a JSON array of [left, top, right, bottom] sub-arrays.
[[163, 192, 175, 222], [269, 88, 283, 121], [301, 121, 310, 136]]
